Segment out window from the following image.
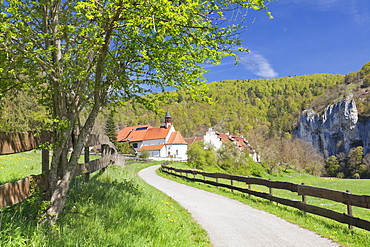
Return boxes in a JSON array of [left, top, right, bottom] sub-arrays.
[[132, 143, 138, 148]]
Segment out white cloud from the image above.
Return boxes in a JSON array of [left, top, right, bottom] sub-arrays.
[[244, 52, 278, 78]]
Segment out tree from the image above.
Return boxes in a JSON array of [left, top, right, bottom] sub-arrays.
[[187, 141, 217, 170], [217, 142, 246, 171], [0, 0, 271, 223], [116, 142, 135, 155], [325, 156, 340, 177], [105, 111, 117, 143], [361, 62, 370, 86], [347, 146, 364, 178]]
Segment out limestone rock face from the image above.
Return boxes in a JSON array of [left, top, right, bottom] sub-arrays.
[[295, 97, 370, 157]]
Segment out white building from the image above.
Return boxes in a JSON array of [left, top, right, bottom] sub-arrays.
[[203, 128, 260, 162], [116, 111, 188, 160]]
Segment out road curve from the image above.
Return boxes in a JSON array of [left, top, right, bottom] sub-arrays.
[[138, 165, 339, 247]]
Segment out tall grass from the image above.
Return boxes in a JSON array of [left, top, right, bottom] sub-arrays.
[[159, 163, 370, 247], [0, 161, 211, 246]]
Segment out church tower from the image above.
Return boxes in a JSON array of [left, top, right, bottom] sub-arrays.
[[165, 110, 172, 129]]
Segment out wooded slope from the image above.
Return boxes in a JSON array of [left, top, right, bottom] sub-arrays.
[[109, 74, 345, 138]]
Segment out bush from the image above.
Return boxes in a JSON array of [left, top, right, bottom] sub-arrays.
[[138, 149, 150, 159], [249, 162, 265, 177], [336, 172, 344, 179], [116, 142, 135, 155]]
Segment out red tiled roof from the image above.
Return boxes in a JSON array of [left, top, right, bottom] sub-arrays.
[[215, 132, 231, 142], [116, 125, 151, 142], [166, 131, 187, 145], [117, 125, 171, 142], [143, 127, 171, 141], [184, 137, 204, 145], [213, 132, 255, 154], [138, 144, 165, 151]]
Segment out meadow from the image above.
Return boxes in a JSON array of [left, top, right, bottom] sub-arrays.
[[0, 151, 100, 184], [0, 153, 211, 247], [159, 163, 370, 247], [0, 151, 42, 184]]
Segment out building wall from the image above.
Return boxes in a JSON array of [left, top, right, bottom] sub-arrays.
[[159, 146, 167, 157], [150, 150, 160, 157], [203, 128, 222, 150], [131, 141, 142, 152], [165, 144, 187, 160], [165, 126, 176, 143], [142, 138, 166, 146]]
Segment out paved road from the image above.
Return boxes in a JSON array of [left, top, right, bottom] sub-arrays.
[[138, 165, 339, 247]]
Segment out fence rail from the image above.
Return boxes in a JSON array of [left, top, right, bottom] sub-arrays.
[[0, 131, 117, 209], [161, 164, 370, 231]]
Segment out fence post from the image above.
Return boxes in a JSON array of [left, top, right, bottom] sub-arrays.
[[231, 179, 234, 193], [269, 179, 273, 203], [346, 190, 353, 230], [301, 183, 306, 215], [84, 146, 90, 182], [42, 149, 49, 173], [247, 182, 251, 199], [101, 144, 107, 173]]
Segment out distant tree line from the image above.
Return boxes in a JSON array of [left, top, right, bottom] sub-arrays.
[[325, 146, 370, 178]]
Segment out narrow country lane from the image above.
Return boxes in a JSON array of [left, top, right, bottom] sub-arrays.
[[138, 165, 339, 247]]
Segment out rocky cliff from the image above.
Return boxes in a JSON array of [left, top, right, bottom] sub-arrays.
[[295, 96, 370, 158]]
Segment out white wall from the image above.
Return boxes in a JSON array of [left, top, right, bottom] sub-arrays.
[[166, 144, 187, 160], [142, 138, 166, 146], [150, 150, 160, 157], [203, 128, 222, 150], [131, 141, 143, 152]]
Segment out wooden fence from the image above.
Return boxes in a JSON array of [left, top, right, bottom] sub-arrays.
[[0, 131, 117, 209], [161, 163, 370, 231]]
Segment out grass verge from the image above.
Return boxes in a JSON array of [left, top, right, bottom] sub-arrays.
[[0, 162, 212, 247], [157, 163, 370, 247]]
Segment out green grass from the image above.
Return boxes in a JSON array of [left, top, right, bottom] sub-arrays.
[[0, 161, 211, 247], [159, 163, 370, 247], [0, 151, 100, 184], [0, 151, 42, 184]]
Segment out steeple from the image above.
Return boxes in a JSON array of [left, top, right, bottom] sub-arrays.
[[165, 110, 172, 129]]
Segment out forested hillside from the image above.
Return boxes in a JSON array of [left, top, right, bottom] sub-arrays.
[[101, 73, 345, 138], [0, 73, 345, 136]]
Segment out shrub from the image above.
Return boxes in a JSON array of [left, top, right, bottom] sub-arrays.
[[138, 149, 150, 159], [116, 142, 135, 155], [336, 172, 344, 179]]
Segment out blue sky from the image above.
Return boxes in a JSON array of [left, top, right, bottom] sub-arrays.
[[204, 0, 370, 82]]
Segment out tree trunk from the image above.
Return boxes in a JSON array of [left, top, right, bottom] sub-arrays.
[[44, 100, 102, 224]]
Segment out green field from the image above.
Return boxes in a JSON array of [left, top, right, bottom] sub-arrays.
[[0, 151, 42, 184], [0, 153, 211, 246], [159, 163, 370, 247], [0, 151, 100, 184]]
